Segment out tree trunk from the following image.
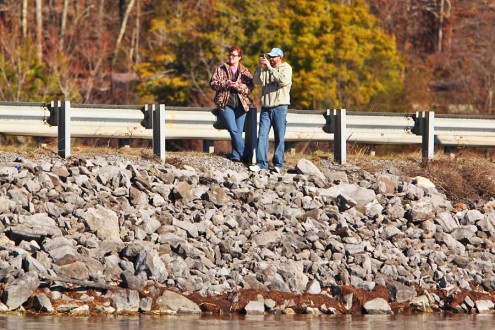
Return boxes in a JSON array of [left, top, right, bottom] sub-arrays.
[[21, 0, 28, 38], [134, 0, 140, 63], [438, 0, 444, 52], [112, 0, 136, 66], [60, 0, 69, 49], [97, 0, 105, 32], [119, 0, 126, 21], [35, 0, 43, 62]]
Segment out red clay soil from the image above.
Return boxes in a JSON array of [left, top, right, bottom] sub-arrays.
[[188, 289, 344, 314], [187, 286, 397, 315]]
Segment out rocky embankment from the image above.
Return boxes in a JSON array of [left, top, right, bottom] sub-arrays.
[[1, 152, 495, 316]]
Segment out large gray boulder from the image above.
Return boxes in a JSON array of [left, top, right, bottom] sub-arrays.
[[155, 290, 201, 314], [83, 207, 122, 242], [2, 272, 40, 310], [363, 298, 392, 314], [111, 290, 140, 313]]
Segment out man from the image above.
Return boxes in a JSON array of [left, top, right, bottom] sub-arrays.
[[249, 48, 292, 173]]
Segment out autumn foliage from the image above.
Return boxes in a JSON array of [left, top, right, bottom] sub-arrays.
[[0, 0, 492, 115]]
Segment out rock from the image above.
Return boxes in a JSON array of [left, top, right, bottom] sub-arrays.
[[412, 176, 435, 189], [450, 227, 476, 243], [410, 295, 429, 310], [264, 299, 276, 310], [54, 261, 89, 280], [377, 174, 399, 194], [111, 290, 140, 313], [320, 184, 376, 211], [2, 153, 495, 316], [70, 305, 90, 315], [173, 219, 199, 238], [33, 293, 54, 313], [435, 212, 459, 233], [363, 298, 392, 314], [172, 182, 193, 201], [0, 196, 13, 213], [121, 271, 146, 291], [475, 300, 495, 314], [129, 187, 148, 206], [295, 159, 326, 181], [140, 297, 153, 312], [155, 290, 201, 314], [208, 186, 228, 206], [336, 194, 357, 211], [409, 200, 434, 222], [244, 300, 265, 315], [83, 207, 122, 242], [2, 272, 40, 310], [463, 210, 484, 225], [47, 245, 79, 266], [253, 231, 282, 247], [283, 307, 296, 314], [306, 279, 322, 295]]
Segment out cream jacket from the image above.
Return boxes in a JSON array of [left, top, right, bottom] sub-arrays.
[[253, 62, 292, 108]]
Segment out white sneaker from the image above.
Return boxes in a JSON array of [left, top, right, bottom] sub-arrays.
[[249, 164, 261, 172], [273, 166, 282, 174]]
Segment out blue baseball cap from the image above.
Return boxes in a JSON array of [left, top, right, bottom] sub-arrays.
[[267, 48, 284, 57]]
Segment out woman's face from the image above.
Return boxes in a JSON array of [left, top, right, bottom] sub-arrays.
[[228, 51, 241, 66]]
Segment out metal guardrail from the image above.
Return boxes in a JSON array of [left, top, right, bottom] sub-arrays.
[[0, 101, 494, 163]]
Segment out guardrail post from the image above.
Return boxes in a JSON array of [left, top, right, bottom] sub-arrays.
[[118, 139, 130, 148], [333, 108, 346, 164], [245, 107, 257, 165], [421, 111, 435, 161], [58, 100, 71, 158], [142, 104, 152, 129], [285, 141, 296, 154], [203, 140, 214, 153], [152, 104, 165, 160]]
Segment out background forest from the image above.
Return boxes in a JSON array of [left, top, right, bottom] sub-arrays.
[[0, 0, 493, 115]]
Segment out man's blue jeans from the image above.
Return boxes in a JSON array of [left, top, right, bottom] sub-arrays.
[[219, 105, 246, 161], [256, 105, 288, 169]]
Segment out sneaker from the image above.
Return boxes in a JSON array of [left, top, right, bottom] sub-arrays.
[[272, 166, 282, 174], [249, 164, 261, 172]]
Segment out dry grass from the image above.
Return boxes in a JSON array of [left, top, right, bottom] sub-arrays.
[[352, 149, 495, 205], [406, 155, 495, 205]]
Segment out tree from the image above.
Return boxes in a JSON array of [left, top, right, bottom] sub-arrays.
[[136, 0, 404, 111], [0, 23, 61, 102]]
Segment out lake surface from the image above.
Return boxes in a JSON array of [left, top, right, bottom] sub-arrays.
[[1, 314, 495, 330]]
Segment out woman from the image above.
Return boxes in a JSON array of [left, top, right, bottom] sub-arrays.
[[210, 46, 254, 162]]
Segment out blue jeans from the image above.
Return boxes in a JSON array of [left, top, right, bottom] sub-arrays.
[[219, 105, 247, 161], [256, 105, 288, 169]]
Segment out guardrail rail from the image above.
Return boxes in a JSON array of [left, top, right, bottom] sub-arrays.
[[0, 101, 494, 164]]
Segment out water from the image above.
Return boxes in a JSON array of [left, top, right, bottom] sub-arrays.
[[1, 314, 494, 330]]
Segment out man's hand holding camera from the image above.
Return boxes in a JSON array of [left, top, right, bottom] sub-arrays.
[[259, 54, 273, 70]]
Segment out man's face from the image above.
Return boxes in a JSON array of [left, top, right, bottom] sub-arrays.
[[269, 55, 282, 66]]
